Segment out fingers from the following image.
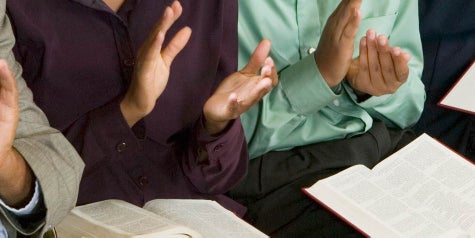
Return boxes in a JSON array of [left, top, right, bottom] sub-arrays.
[[226, 59, 276, 117], [340, 1, 362, 42], [316, 0, 361, 87], [162, 27, 192, 67], [241, 39, 271, 74], [358, 36, 370, 84], [261, 57, 278, 86], [231, 77, 272, 112], [376, 34, 399, 88], [355, 30, 411, 96], [329, 0, 362, 41], [365, 29, 383, 86], [391, 47, 411, 82], [156, 1, 183, 35], [0, 60, 17, 97], [243, 56, 277, 106], [139, 1, 184, 60]]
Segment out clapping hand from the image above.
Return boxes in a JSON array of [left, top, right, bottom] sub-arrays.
[[0, 60, 18, 163], [121, 1, 192, 126], [0, 60, 34, 207], [346, 30, 412, 98], [314, 0, 362, 88], [203, 39, 278, 135]]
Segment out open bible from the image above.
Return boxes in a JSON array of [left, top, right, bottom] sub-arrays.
[[304, 134, 475, 238], [439, 60, 475, 114], [55, 199, 268, 238]]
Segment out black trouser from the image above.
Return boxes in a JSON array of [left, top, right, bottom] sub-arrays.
[[229, 122, 416, 238]]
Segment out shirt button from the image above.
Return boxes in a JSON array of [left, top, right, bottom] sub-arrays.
[[116, 142, 128, 152], [308, 47, 316, 54], [123, 59, 135, 67], [138, 176, 149, 186], [333, 99, 340, 106], [213, 144, 224, 152]]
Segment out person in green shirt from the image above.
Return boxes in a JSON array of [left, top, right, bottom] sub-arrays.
[[230, 0, 425, 237]]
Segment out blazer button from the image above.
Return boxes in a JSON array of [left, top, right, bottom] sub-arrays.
[[116, 142, 128, 152]]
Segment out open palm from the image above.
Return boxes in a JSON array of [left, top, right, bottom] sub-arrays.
[[203, 40, 277, 135]]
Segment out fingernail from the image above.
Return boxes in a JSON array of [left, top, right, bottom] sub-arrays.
[[265, 57, 274, 66], [164, 7, 171, 17], [361, 37, 367, 46], [378, 35, 386, 46], [261, 66, 271, 76], [368, 30, 375, 40], [392, 47, 401, 56]]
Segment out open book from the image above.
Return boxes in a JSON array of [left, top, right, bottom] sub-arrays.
[[55, 199, 268, 238], [304, 134, 475, 238], [439, 60, 475, 114]]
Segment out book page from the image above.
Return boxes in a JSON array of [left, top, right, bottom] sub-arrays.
[[439, 61, 475, 114], [56, 199, 200, 238], [144, 199, 269, 238], [371, 134, 475, 236], [305, 134, 475, 237]]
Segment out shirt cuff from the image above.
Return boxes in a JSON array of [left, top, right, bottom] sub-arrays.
[[0, 181, 41, 217], [279, 54, 339, 114], [343, 82, 392, 108]]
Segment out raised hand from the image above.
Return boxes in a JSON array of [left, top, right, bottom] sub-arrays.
[[121, 1, 192, 126], [0, 60, 34, 207], [0, 60, 18, 163], [203, 39, 278, 135], [315, 0, 362, 87], [346, 30, 412, 98]]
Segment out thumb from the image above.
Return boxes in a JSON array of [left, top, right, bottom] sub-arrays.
[[0, 60, 17, 94], [241, 39, 271, 74]]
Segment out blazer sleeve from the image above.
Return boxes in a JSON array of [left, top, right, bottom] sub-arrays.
[[0, 3, 84, 237]]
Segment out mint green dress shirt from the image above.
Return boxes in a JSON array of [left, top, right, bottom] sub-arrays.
[[239, 0, 425, 159]]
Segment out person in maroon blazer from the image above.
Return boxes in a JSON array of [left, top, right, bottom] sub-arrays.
[[7, 0, 277, 216]]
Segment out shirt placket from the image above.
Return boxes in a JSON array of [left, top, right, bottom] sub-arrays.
[[297, 0, 320, 59], [109, 19, 151, 193], [109, 15, 135, 85], [106, 10, 152, 199]]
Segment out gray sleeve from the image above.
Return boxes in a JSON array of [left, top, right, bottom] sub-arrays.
[[0, 2, 84, 237]]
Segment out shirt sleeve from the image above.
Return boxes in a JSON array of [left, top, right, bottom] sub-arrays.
[[182, 117, 248, 195], [0, 181, 47, 236], [181, 0, 247, 195], [241, 53, 346, 159], [278, 54, 339, 115]]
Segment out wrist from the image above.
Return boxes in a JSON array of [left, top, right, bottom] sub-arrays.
[[314, 54, 342, 88], [119, 97, 145, 127], [353, 89, 371, 102], [0, 148, 34, 208], [203, 117, 229, 136], [0, 148, 15, 170]]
